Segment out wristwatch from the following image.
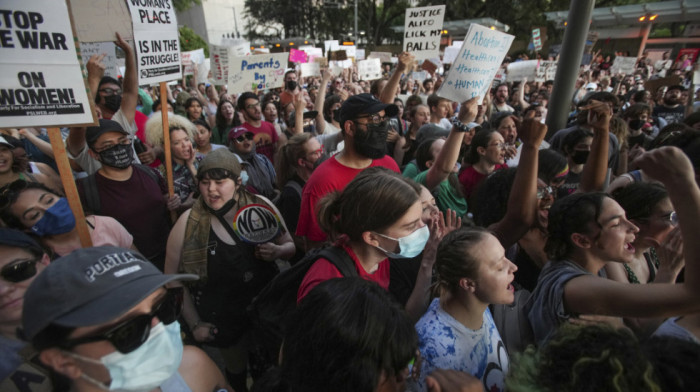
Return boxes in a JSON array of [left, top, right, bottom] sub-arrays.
[[451, 118, 470, 133]]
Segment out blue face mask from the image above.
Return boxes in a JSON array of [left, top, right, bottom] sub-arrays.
[[374, 225, 430, 259], [68, 322, 183, 392], [240, 170, 249, 186], [31, 197, 76, 236]]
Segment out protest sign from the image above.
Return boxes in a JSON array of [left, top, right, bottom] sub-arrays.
[[80, 42, 119, 78], [356, 49, 366, 60], [535, 60, 557, 83], [342, 45, 357, 58], [301, 62, 321, 78], [403, 5, 445, 60], [438, 24, 514, 103], [443, 45, 461, 64], [181, 48, 205, 76], [506, 60, 538, 82], [609, 56, 637, 76], [228, 52, 288, 92], [301, 46, 323, 62], [329, 50, 348, 61], [1, 0, 96, 127], [126, 0, 182, 85], [357, 58, 382, 81], [421, 59, 438, 75], [289, 48, 308, 63], [68, 0, 133, 43], [369, 52, 392, 63], [200, 58, 210, 82], [412, 71, 428, 81], [532, 28, 543, 51], [210, 44, 231, 85], [324, 40, 339, 55]]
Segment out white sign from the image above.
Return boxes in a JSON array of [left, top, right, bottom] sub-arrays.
[[443, 46, 461, 64], [610, 56, 637, 76], [126, 0, 182, 85], [357, 58, 382, 81], [181, 48, 205, 76], [68, 0, 133, 43], [506, 60, 538, 82], [324, 40, 339, 55], [342, 45, 357, 58], [438, 24, 514, 104], [535, 60, 557, 83], [369, 52, 392, 63], [356, 49, 366, 60], [403, 5, 445, 60], [199, 58, 210, 82], [80, 42, 119, 78], [228, 52, 288, 92], [210, 45, 230, 85], [301, 62, 321, 78], [301, 46, 323, 62], [1, 0, 95, 127]]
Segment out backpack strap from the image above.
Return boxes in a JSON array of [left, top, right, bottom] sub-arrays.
[[285, 180, 303, 200], [317, 246, 358, 278], [133, 164, 159, 183], [81, 174, 101, 215]]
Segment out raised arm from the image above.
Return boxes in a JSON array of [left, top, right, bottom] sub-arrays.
[[115, 32, 138, 123], [578, 100, 610, 192], [314, 70, 333, 134], [490, 116, 547, 249], [380, 52, 414, 104], [424, 98, 478, 190]]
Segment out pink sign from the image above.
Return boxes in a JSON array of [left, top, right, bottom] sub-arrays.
[[289, 48, 309, 63]]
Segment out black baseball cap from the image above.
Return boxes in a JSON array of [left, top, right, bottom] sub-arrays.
[[86, 119, 129, 148], [336, 93, 398, 127], [0, 228, 43, 254]]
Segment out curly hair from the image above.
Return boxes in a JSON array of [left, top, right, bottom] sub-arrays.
[[544, 192, 608, 260], [145, 112, 196, 147], [506, 324, 662, 392]]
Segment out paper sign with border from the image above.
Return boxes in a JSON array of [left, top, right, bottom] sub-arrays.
[[403, 5, 445, 60], [1, 0, 96, 128], [301, 62, 321, 78], [181, 48, 205, 76], [68, 0, 133, 43], [357, 58, 382, 81], [80, 42, 119, 78], [438, 24, 514, 104], [228, 52, 288, 92], [610, 56, 637, 76], [368, 52, 392, 63], [127, 0, 182, 85]]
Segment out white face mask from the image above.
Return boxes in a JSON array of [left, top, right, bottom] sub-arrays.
[[67, 322, 183, 392], [374, 225, 430, 259]]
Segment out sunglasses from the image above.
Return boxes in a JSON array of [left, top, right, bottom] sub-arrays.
[[60, 287, 183, 354], [99, 88, 122, 96], [1, 258, 40, 283], [233, 133, 255, 143], [536, 186, 554, 199]]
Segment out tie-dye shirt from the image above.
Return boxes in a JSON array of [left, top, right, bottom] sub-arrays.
[[413, 298, 508, 392]]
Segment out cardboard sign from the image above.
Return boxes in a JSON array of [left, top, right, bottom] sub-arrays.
[[329, 50, 347, 61], [1, 0, 95, 127], [80, 42, 119, 78], [369, 51, 392, 63], [645, 75, 682, 95], [324, 40, 339, 55], [301, 62, 321, 78], [68, 0, 133, 43], [609, 56, 637, 76], [421, 59, 438, 74], [233, 204, 281, 244], [403, 5, 445, 60], [210, 44, 230, 85], [506, 60, 538, 82], [535, 60, 557, 83], [181, 48, 205, 76], [438, 24, 514, 104], [443, 45, 461, 64], [301, 46, 323, 62], [228, 52, 288, 92], [289, 48, 308, 63], [126, 0, 182, 84], [357, 58, 382, 81]]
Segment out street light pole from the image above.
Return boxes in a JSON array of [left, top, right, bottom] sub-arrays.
[[354, 0, 358, 43]]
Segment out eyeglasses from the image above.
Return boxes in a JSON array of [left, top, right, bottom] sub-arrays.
[[489, 142, 513, 150], [536, 186, 553, 199], [233, 133, 255, 143], [0, 180, 29, 210], [307, 147, 324, 158], [60, 287, 183, 354], [662, 211, 678, 226], [1, 258, 40, 283], [98, 88, 121, 96], [355, 114, 388, 125]]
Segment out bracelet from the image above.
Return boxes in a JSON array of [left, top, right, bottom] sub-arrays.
[[451, 118, 470, 133]]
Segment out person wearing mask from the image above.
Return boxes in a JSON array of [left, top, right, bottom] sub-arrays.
[[228, 127, 278, 201], [238, 93, 280, 163], [22, 246, 232, 392]]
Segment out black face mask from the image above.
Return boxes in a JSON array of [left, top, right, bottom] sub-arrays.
[[286, 80, 297, 91], [204, 197, 238, 216], [303, 124, 316, 134], [103, 94, 122, 113], [571, 149, 590, 165], [332, 109, 340, 123], [98, 143, 134, 169], [628, 119, 645, 130], [353, 120, 388, 159]]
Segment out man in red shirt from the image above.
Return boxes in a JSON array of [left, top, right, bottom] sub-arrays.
[[296, 93, 400, 250], [237, 92, 279, 163]]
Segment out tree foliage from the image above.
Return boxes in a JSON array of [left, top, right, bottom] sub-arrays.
[[179, 26, 209, 56], [173, 0, 201, 12]]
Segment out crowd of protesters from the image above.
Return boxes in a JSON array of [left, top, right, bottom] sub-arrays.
[[2, 28, 700, 392]]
